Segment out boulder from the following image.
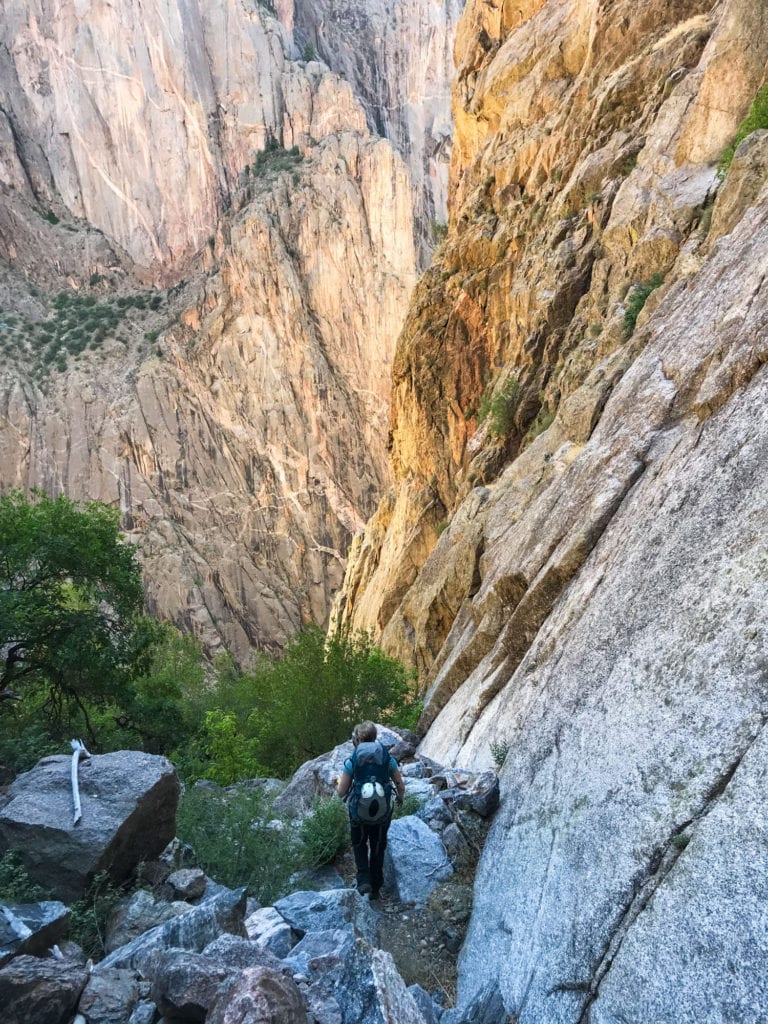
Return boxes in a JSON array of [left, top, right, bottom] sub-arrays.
[[273, 727, 405, 816], [244, 906, 294, 957], [282, 928, 355, 978], [151, 950, 234, 1021], [207, 966, 308, 1024], [0, 954, 88, 1024], [383, 817, 452, 905], [322, 939, 428, 1024], [106, 890, 191, 954], [97, 887, 247, 975], [166, 869, 206, 901], [202, 934, 289, 975], [417, 797, 452, 829], [441, 824, 471, 869], [407, 984, 439, 1024], [305, 983, 343, 1024], [127, 1002, 157, 1024], [428, 771, 499, 819], [0, 901, 70, 966], [274, 889, 378, 944], [289, 866, 346, 891], [0, 752, 179, 901], [78, 968, 140, 1024]]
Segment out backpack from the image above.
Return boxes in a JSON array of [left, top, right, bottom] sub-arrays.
[[348, 741, 393, 824]]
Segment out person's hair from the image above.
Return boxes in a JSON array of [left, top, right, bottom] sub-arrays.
[[352, 721, 377, 745]]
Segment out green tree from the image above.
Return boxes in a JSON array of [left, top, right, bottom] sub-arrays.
[[0, 491, 158, 747], [235, 627, 420, 777]]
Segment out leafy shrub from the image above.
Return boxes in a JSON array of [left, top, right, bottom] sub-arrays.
[[300, 797, 349, 867], [176, 787, 302, 903], [302, 41, 316, 61], [490, 739, 509, 770], [67, 872, 123, 959], [718, 85, 768, 179], [622, 273, 664, 338], [432, 221, 448, 244], [45, 210, 60, 225], [478, 376, 520, 437], [201, 710, 266, 785], [435, 519, 449, 537], [0, 852, 50, 902], [393, 792, 421, 819], [528, 405, 555, 440]]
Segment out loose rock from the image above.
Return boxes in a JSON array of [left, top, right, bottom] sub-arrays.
[[0, 752, 179, 901], [0, 954, 88, 1024], [0, 901, 70, 966], [274, 889, 378, 944], [383, 817, 452, 906], [207, 966, 308, 1024]]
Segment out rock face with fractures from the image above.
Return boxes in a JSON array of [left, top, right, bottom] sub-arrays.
[[336, 0, 768, 1019], [0, 0, 422, 655], [295, 0, 465, 260]]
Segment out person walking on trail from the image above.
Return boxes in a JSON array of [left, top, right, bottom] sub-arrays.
[[336, 721, 405, 900]]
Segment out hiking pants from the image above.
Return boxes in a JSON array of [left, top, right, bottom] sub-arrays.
[[350, 818, 389, 892]]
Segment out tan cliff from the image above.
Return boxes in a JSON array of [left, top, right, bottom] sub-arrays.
[[337, 1, 768, 1018], [0, 0, 418, 656]]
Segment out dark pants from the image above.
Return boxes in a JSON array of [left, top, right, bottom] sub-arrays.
[[350, 818, 389, 893]]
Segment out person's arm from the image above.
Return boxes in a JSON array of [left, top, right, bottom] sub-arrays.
[[336, 769, 353, 799], [391, 767, 405, 805]]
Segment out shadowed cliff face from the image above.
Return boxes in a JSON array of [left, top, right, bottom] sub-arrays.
[[0, 0, 421, 656], [337, 0, 768, 1018]]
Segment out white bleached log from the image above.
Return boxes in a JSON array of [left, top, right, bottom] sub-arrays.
[[70, 739, 92, 825]]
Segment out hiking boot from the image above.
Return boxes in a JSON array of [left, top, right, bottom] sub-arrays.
[[358, 881, 372, 896]]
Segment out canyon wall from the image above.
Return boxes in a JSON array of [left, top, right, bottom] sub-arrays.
[[0, 0, 419, 656], [294, 0, 465, 261], [337, 0, 768, 1019]]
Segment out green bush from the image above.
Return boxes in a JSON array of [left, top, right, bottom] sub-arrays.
[[300, 797, 349, 867], [478, 376, 520, 437], [0, 852, 50, 902], [302, 41, 316, 61], [622, 273, 664, 338], [176, 787, 303, 903], [490, 739, 509, 770], [393, 792, 422, 819], [718, 86, 768, 179], [67, 872, 123, 959]]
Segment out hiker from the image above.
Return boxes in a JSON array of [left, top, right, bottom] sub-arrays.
[[336, 721, 405, 899]]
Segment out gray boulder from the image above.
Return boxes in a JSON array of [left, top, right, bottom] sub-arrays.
[[207, 966, 308, 1024], [305, 983, 343, 1024], [273, 726, 405, 816], [151, 950, 234, 1021], [321, 939, 428, 1024], [417, 797, 453, 829], [0, 954, 88, 1024], [166, 868, 206, 901], [383, 817, 452, 905], [202, 934, 289, 975], [78, 968, 140, 1024], [408, 984, 440, 1024], [0, 751, 179, 901], [289, 866, 346, 891], [441, 824, 471, 869], [106, 890, 191, 954], [282, 927, 355, 977], [127, 1002, 157, 1024], [97, 888, 247, 975], [274, 889, 378, 944], [0, 901, 70, 966], [428, 771, 499, 819], [244, 906, 294, 957]]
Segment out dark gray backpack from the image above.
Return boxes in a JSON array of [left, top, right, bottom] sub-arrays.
[[349, 741, 392, 824]]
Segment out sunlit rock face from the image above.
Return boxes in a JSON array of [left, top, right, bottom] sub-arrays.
[[0, 0, 417, 656], [337, 0, 768, 1019], [294, 0, 464, 262]]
